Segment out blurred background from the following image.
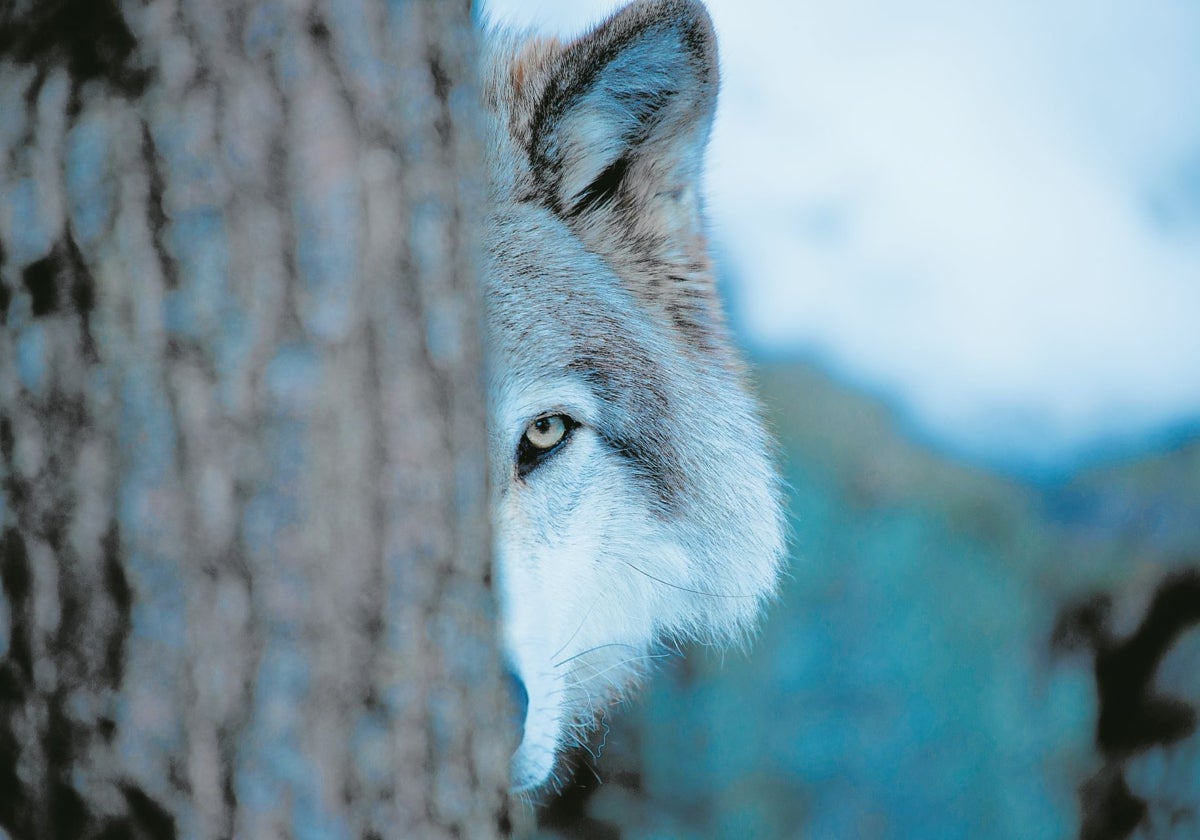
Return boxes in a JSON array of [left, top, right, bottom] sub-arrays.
[[482, 1, 1200, 836]]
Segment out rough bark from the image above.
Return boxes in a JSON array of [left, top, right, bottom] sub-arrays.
[[0, 1, 510, 837]]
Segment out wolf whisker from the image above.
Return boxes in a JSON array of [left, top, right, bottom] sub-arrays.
[[551, 600, 600, 663], [565, 652, 673, 687], [620, 560, 757, 599], [554, 641, 644, 669]]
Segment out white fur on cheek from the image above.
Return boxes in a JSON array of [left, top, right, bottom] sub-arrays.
[[497, 429, 676, 791]]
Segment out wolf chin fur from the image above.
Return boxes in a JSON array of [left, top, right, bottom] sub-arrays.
[[481, 0, 785, 793]]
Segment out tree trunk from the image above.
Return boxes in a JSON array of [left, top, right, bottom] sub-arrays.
[[0, 1, 510, 837]]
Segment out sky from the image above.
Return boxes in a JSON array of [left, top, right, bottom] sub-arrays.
[[480, 0, 1200, 474]]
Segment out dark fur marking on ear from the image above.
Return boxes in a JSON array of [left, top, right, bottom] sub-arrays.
[[568, 154, 629, 217], [609, 83, 677, 148], [526, 2, 709, 218], [527, 32, 627, 184]]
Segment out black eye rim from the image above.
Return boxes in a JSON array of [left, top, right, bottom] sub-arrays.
[[516, 413, 579, 478]]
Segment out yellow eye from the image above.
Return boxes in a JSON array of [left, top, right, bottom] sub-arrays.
[[524, 415, 567, 450]]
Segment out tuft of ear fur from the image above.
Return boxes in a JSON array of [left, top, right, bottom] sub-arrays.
[[516, 0, 725, 349], [527, 0, 717, 223]]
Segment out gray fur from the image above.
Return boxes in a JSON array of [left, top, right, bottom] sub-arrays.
[[482, 0, 785, 792]]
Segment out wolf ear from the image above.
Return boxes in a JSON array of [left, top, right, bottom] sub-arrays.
[[528, 0, 717, 238]]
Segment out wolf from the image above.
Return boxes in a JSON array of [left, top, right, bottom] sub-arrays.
[[481, 0, 786, 793]]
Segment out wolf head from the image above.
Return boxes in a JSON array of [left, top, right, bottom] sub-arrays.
[[481, 0, 785, 792]]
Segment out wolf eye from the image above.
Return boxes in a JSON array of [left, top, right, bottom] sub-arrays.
[[517, 414, 576, 477], [526, 415, 567, 449]]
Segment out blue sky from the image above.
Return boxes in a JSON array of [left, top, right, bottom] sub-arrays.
[[482, 0, 1200, 472]]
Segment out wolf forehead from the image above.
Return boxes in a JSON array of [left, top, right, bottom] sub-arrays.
[[483, 208, 691, 508]]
